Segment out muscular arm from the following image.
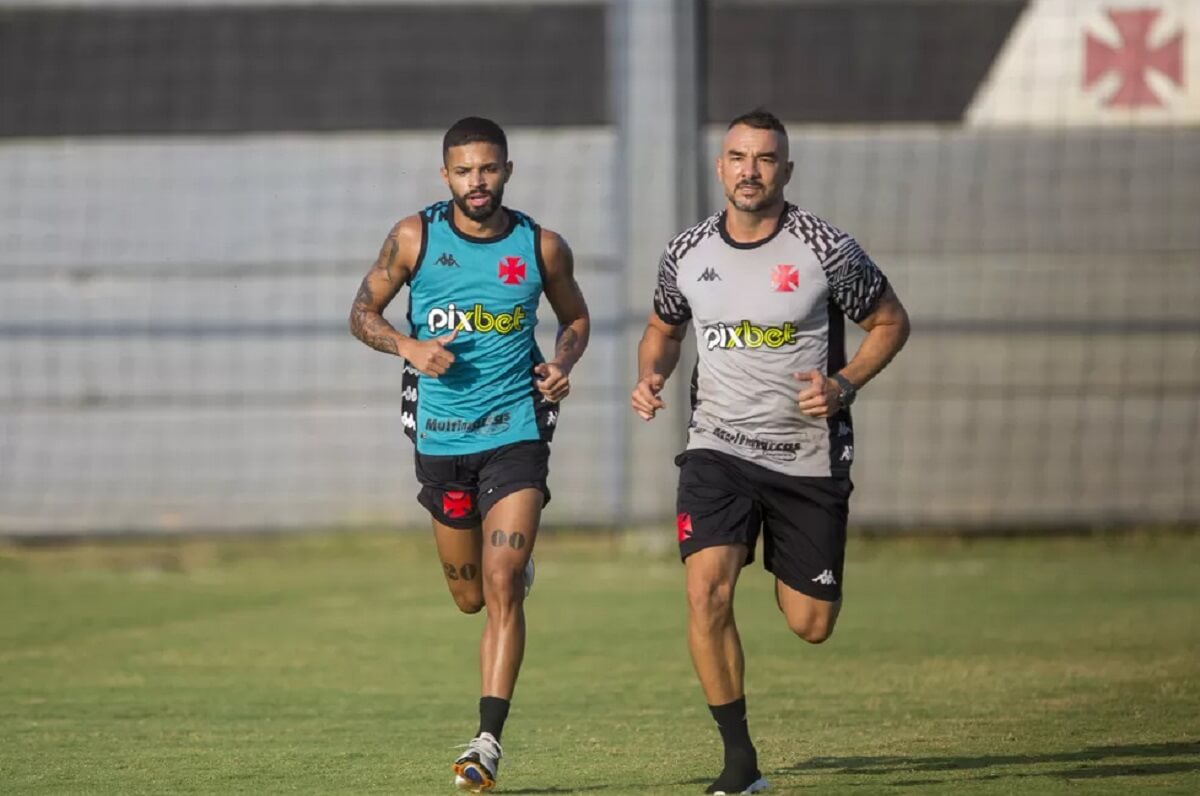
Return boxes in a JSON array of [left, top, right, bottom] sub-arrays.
[[839, 285, 910, 389], [638, 312, 687, 382], [539, 229, 590, 372], [796, 284, 911, 417], [348, 217, 422, 357], [631, 312, 688, 420]]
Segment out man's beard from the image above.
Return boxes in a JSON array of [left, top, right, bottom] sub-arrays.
[[727, 181, 778, 213], [454, 187, 504, 221]]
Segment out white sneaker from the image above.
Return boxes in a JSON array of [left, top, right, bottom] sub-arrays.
[[712, 777, 768, 795], [453, 732, 502, 793], [524, 556, 535, 597]]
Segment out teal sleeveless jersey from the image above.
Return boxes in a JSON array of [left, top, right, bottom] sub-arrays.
[[400, 201, 554, 456]]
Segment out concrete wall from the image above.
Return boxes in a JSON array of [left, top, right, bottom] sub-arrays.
[[3, 127, 1197, 533], [2, 0, 1197, 534]]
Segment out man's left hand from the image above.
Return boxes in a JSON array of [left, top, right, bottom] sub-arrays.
[[794, 370, 842, 418], [535, 362, 571, 403]]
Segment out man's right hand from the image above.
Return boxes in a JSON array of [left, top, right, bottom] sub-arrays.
[[631, 373, 667, 421], [405, 329, 458, 377]]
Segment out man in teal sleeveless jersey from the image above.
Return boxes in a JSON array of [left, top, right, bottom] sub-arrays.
[[350, 117, 590, 793]]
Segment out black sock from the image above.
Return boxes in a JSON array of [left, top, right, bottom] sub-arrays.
[[709, 697, 756, 762], [706, 697, 760, 794], [477, 696, 511, 741]]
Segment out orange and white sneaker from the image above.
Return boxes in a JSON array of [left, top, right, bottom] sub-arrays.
[[453, 732, 502, 793]]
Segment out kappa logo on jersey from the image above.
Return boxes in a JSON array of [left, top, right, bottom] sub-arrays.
[[442, 490, 473, 519], [772, 264, 800, 292], [434, 252, 459, 267], [702, 320, 798, 351], [676, 512, 693, 542], [697, 267, 722, 282], [499, 256, 527, 285], [426, 303, 527, 334]]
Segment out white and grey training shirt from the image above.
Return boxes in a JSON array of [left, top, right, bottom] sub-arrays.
[[652, 203, 889, 478]]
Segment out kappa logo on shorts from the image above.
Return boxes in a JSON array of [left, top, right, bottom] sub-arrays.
[[676, 512, 693, 542], [442, 491, 473, 519], [812, 569, 837, 586]]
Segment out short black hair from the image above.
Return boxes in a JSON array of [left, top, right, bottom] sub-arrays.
[[442, 117, 508, 160], [727, 109, 787, 136]]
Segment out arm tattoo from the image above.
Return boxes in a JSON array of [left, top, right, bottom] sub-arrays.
[[380, 237, 400, 275], [554, 327, 580, 361], [349, 233, 405, 355], [350, 283, 401, 355]]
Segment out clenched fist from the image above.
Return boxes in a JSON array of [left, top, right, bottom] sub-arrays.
[[534, 361, 571, 403], [406, 329, 458, 377], [631, 373, 667, 421]]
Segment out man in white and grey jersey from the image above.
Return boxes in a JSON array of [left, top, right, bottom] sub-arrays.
[[631, 109, 910, 795]]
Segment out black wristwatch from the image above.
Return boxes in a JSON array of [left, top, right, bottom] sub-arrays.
[[830, 373, 857, 407]]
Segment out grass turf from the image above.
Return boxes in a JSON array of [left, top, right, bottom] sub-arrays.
[[1, 531, 1198, 794]]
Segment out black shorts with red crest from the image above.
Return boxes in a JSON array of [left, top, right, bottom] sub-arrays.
[[414, 440, 551, 528]]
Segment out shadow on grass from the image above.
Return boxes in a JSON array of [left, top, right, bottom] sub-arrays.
[[504, 787, 609, 794], [783, 741, 1200, 785]]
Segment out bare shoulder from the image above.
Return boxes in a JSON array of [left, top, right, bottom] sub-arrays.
[[363, 214, 425, 287], [538, 227, 575, 274], [391, 214, 425, 260]]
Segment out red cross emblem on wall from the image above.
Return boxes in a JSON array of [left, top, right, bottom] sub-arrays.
[[1084, 8, 1184, 108]]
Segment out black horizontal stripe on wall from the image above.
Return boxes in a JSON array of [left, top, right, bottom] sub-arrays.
[[706, 0, 1025, 123], [0, 4, 607, 137]]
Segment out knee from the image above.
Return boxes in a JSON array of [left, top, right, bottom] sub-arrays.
[[687, 579, 734, 624], [483, 565, 524, 605], [453, 592, 485, 614], [786, 612, 835, 644]]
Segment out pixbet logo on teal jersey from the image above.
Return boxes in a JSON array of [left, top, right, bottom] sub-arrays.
[[425, 303, 528, 335]]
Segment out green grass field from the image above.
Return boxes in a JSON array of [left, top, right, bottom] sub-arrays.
[[2, 531, 1198, 795]]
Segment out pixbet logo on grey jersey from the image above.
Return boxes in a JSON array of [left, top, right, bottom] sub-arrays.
[[702, 320, 798, 351]]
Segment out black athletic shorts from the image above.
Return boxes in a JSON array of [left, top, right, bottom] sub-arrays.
[[415, 440, 551, 529], [675, 448, 851, 601]]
